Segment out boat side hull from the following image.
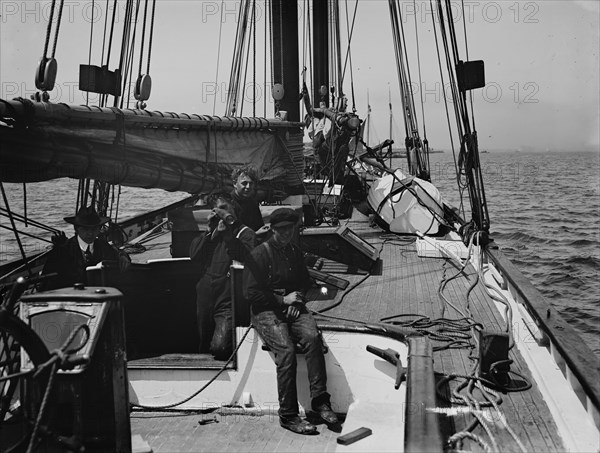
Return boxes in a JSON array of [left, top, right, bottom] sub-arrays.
[[128, 328, 441, 452]]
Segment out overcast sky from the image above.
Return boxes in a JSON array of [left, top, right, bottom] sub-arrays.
[[1, 0, 598, 152]]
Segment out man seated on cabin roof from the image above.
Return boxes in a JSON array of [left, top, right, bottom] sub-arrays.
[[230, 164, 270, 235], [189, 191, 256, 360], [243, 208, 338, 435], [40, 205, 131, 291]]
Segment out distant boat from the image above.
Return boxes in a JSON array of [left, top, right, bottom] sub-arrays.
[[388, 147, 443, 158]]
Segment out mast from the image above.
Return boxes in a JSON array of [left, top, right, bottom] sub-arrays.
[[313, 0, 329, 108], [270, 0, 300, 122]]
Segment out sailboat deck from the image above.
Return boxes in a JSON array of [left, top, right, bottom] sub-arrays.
[[129, 211, 564, 452]]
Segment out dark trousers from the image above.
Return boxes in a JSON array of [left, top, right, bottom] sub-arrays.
[[251, 308, 328, 418], [196, 274, 233, 360]]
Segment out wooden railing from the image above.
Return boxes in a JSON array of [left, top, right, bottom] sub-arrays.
[[485, 246, 600, 428]]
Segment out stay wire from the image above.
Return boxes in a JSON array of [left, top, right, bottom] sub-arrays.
[[50, 0, 65, 59], [124, 0, 142, 108], [460, 0, 476, 131], [0, 224, 52, 244], [147, 0, 157, 74], [397, 0, 426, 175], [100, 0, 110, 70], [117, 0, 132, 108], [213, 0, 225, 116], [340, 0, 359, 106], [98, 0, 110, 107], [106, 0, 118, 70], [138, 0, 150, 78], [0, 208, 60, 233], [252, 0, 256, 117], [86, 0, 96, 106], [42, 0, 56, 59], [334, 1, 343, 98], [0, 183, 32, 277], [412, 0, 429, 173], [430, 0, 464, 217]]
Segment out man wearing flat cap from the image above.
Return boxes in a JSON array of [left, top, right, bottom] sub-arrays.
[[244, 207, 338, 435], [41, 205, 130, 290]]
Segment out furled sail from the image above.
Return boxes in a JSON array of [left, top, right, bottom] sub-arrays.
[[367, 168, 444, 235], [0, 98, 305, 194]]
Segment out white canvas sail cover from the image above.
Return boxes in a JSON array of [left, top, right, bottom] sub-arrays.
[[367, 169, 444, 235]]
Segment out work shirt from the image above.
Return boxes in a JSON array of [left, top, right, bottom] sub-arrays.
[[189, 223, 256, 278], [244, 238, 311, 314], [231, 190, 264, 232]]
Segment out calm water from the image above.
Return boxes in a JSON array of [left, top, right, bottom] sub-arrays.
[[1, 151, 599, 356]]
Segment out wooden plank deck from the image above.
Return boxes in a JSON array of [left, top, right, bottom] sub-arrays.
[[129, 210, 565, 452]]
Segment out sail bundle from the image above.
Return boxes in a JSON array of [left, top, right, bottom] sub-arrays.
[[0, 98, 305, 194]]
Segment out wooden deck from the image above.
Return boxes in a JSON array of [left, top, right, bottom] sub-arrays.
[[128, 209, 565, 452]]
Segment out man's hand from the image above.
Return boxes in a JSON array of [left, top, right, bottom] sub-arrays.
[[255, 224, 271, 237], [51, 231, 68, 246], [283, 291, 305, 306], [212, 219, 234, 241], [285, 304, 300, 321], [207, 210, 219, 231]]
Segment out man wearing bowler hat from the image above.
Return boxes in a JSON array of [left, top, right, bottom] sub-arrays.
[[244, 207, 337, 435], [41, 205, 130, 290]]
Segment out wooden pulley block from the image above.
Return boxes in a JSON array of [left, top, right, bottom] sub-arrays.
[[272, 83, 284, 101], [34, 56, 57, 92], [134, 74, 152, 101], [347, 116, 361, 130]]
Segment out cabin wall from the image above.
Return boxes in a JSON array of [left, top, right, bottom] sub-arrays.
[[87, 261, 199, 356]]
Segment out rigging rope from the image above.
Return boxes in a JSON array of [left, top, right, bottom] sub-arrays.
[[50, 0, 65, 59], [263, 0, 268, 116], [86, 0, 96, 106], [100, 0, 110, 71], [412, 0, 430, 173], [0, 225, 52, 244], [137, 0, 150, 79], [429, 0, 464, 218], [252, 0, 256, 117], [341, 0, 359, 112], [41, 0, 56, 60], [0, 184, 32, 277], [226, 0, 251, 115], [213, 0, 226, 116], [147, 0, 157, 75], [0, 209, 59, 234]]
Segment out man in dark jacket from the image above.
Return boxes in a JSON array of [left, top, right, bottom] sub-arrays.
[[41, 206, 130, 290], [190, 192, 256, 360], [230, 165, 264, 232], [244, 208, 337, 435]]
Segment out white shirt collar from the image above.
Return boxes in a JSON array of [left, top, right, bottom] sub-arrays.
[[77, 236, 93, 253]]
